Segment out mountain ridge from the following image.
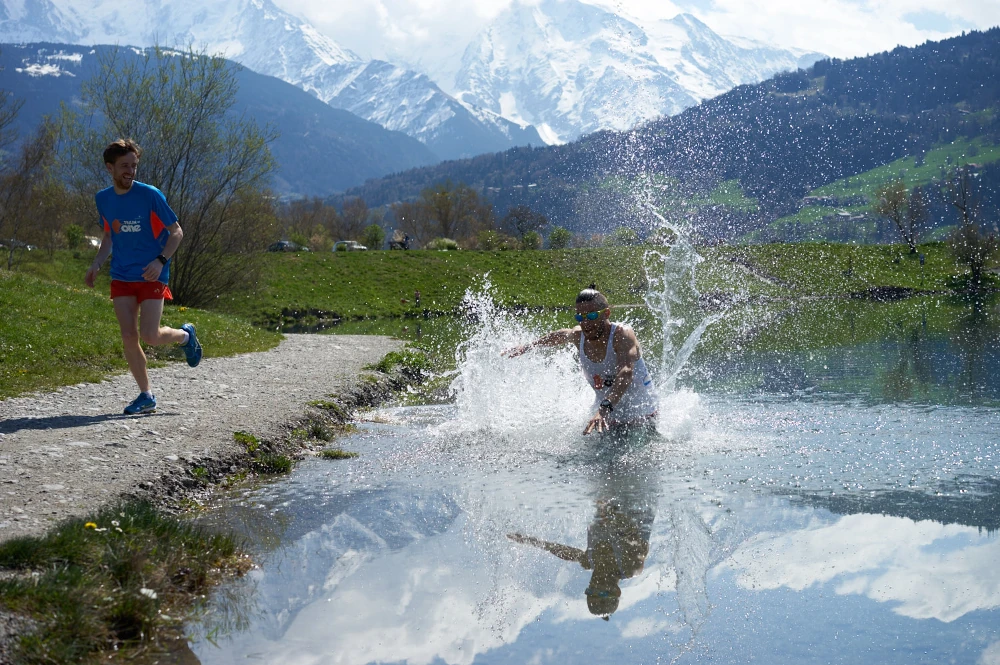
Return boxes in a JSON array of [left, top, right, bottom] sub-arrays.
[[0, 42, 440, 196], [339, 28, 1000, 240]]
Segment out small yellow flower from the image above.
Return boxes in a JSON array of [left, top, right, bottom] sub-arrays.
[[84, 522, 97, 529], [178, 306, 188, 312]]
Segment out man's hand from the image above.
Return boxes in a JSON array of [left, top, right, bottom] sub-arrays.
[[503, 344, 531, 358], [583, 409, 609, 435], [84, 263, 99, 288], [142, 259, 163, 282]]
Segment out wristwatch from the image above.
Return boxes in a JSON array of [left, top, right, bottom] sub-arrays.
[[599, 398, 614, 412], [156, 254, 168, 265]]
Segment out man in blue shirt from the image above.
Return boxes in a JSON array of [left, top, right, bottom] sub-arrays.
[[84, 139, 202, 415]]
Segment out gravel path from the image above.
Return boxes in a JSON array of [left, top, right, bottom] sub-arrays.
[[0, 334, 402, 543]]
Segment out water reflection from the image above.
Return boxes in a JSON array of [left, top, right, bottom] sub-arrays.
[[509, 431, 658, 620]]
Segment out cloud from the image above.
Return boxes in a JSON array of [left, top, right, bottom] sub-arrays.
[[722, 513, 1000, 623]]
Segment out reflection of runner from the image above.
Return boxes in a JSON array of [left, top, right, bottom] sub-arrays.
[[509, 494, 654, 619], [506, 286, 657, 434]]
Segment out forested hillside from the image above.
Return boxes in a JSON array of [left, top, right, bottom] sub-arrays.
[[343, 28, 1000, 241]]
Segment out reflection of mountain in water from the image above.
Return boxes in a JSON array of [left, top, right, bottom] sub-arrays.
[[238, 488, 461, 641], [788, 476, 1000, 534]]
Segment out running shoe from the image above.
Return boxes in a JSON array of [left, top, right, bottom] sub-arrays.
[[124, 393, 157, 415], [181, 323, 202, 367]]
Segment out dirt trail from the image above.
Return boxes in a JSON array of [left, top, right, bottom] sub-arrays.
[[0, 334, 402, 543]]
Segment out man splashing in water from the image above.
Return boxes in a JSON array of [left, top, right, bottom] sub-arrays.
[[507, 285, 658, 434]]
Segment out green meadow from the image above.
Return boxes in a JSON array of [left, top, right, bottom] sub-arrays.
[[2, 240, 993, 398]]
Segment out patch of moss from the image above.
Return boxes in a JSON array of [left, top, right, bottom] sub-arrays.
[[320, 449, 359, 460], [232, 431, 259, 453], [370, 349, 431, 375], [249, 454, 292, 475]]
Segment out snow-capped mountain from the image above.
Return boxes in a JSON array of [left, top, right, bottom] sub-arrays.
[[0, 0, 542, 160], [453, 0, 824, 144]]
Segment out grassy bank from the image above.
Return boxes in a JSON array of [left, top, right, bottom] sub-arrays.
[[3, 241, 987, 397], [0, 500, 249, 663], [0, 270, 282, 399], [217, 242, 978, 328]]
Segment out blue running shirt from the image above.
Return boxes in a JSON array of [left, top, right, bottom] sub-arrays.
[[95, 181, 178, 283]]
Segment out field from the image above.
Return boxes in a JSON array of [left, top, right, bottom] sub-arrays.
[[2, 241, 992, 398]]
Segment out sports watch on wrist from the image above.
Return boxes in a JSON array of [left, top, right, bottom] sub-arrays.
[[155, 254, 168, 265], [600, 398, 614, 412]]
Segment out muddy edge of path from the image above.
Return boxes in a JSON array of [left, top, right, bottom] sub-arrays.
[[0, 334, 405, 544]]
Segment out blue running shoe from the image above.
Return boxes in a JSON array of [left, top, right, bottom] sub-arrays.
[[181, 323, 202, 368], [124, 392, 156, 415]]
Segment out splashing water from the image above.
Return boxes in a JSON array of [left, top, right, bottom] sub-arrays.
[[641, 202, 724, 392], [446, 279, 593, 444]]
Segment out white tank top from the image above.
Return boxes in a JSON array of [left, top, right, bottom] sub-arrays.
[[578, 323, 658, 422]]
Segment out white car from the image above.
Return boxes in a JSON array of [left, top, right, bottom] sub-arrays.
[[333, 241, 368, 252]]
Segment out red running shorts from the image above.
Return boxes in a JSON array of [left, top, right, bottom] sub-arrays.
[[110, 280, 173, 303]]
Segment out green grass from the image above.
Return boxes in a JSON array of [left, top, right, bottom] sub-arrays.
[[761, 137, 1000, 240], [319, 448, 359, 460], [0, 500, 248, 664], [811, 137, 1000, 199], [218, 247, 652, 325], [370, 349, 432, 374], [0, 270, 281, 399], [700, 242, 962, 297]]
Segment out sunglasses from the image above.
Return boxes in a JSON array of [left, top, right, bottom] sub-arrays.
[[575, 308, 608, 322]]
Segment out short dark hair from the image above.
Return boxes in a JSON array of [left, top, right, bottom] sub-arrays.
[[103, 138, 141, 165], [576, 284, 608, 308]]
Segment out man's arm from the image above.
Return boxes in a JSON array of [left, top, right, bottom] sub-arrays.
[[84, 230, 113, 288], [606, 326, 640, 406], [504, 327, 579, 357], [142, 222, 183, 282], [507, 533, 587, 565]]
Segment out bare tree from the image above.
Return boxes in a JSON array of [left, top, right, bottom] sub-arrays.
[[419, 181, 494, 244], [340, 197, 370, 241], [872, 180, 924, 253], [502, 204, 548, 240], [0, 119, 59, 269], [943, 166, 997, 291]]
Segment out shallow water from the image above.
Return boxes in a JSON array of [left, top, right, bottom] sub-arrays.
[[190, 299, 1000, 665]]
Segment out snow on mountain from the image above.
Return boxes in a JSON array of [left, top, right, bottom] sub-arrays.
[[0, 0, 542, 160], [454, 0, 825, 144]]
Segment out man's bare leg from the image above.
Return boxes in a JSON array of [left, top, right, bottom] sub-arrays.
[[112, 296, 151, 394], [138, 298, 186, 346]]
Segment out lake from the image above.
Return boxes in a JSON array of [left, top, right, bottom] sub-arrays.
[[189, 293, 1000, 665]]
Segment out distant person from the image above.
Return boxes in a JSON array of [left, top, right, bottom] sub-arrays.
[[506, 285, 657, 434], [414, 289, 421, 305], [84, 138, 202, 415]]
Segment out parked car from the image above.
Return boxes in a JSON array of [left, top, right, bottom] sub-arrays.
[[333, 241, 368, 252], [267, 240, 308, 252], [0, 238, 37, 251]]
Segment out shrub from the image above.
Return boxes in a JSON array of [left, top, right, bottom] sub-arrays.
[[362, 224, 385, 250], [64, 224, 84, 250], [477, 230, 518, 250], [426, 237, 459, 250], [520, 230, 542, 250], [547, 226, 572, 249]]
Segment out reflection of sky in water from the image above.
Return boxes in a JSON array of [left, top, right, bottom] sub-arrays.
[[193, 394, 1000, 665]]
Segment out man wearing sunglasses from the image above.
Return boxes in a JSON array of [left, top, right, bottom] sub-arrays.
[[506, 286, 657, 434]]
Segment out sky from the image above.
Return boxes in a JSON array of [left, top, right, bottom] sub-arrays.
[[275, 0, 1000, 68]]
